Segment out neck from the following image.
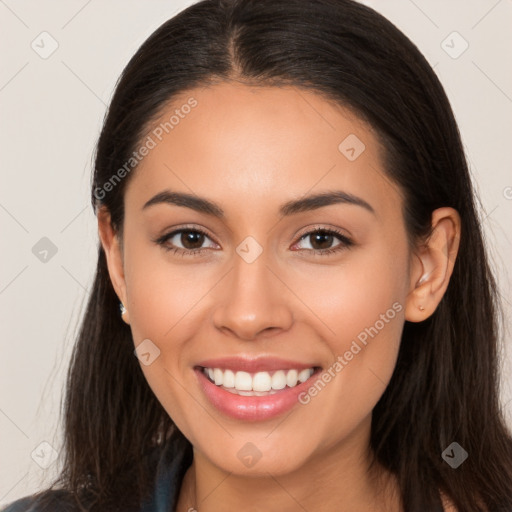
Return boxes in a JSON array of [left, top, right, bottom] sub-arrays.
[[176, 416, 401, 512]]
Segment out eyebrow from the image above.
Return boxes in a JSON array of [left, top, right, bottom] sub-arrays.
[[142, 189, 375, 217]]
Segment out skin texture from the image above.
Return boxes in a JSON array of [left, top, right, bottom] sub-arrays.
[[98, 82, 461, 512]]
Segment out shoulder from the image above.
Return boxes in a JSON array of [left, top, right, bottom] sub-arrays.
[[2, 437, 193, 512], [438, 489, 457, 512], [1, 490, 77, 512], [442, 500, 457, 512], [439, 491, 511, 512], [1, 496, 37, 512]]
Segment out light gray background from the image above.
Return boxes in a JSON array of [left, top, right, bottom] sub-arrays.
[[1, 0, 511, 505]]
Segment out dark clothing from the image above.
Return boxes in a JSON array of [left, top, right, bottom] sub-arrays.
[[1, 437, 192, 512]]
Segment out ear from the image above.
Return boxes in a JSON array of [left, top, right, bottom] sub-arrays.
[[405, 207, 461, 322], [97, 207, 130, 324]]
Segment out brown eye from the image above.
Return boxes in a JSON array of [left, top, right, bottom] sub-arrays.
[[155, 226, 218, 255], [293, 228, 354, 256], [308, 231, 336, 250], [179, 230, 206, 250]]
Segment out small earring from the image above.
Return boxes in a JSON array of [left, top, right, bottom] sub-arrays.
[[120, 302, 127, 316], [418, 304, 425, 311]]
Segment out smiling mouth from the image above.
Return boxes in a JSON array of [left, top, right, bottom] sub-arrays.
[[198, 366, 322, 396]]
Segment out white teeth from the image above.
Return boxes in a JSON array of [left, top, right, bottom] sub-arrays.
[[223, 369, 235, 388], [286, 369, 298, 387], [235, 371, 253, 391], [253, 372, 272, 392], [271, 370, 287, 390], [213, 368, 223, 385], [202, 367, 315, 393], [298, 368, 312, 383]]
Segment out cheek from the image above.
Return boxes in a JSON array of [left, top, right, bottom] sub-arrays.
[[121, 240, 214, 439], [290, 240, 407, 435], [122, 229, 211, 341], [121, 234, 225, 420], [292, 235, 408, 348]]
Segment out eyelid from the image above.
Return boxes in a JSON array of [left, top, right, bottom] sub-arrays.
[[293, 223, 352, 242], [153, 224, 219, 249]]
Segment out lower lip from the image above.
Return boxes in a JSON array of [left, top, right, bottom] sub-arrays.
[[194, 367, 321, 421]]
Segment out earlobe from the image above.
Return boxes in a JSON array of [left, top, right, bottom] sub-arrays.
[[97, 207, 130, 323], [405, 207, 461, 322], [119, 302, 130, 325]]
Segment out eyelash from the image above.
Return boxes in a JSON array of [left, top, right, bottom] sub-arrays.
[[154, 225, 354, 257]]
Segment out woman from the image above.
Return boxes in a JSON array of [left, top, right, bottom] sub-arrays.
[[3, 0, 512, 510]]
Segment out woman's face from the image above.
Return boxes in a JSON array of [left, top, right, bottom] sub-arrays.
[[109, 83, 422, 475]]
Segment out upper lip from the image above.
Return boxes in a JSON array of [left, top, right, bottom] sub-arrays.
[[195, 356, 321, 373]]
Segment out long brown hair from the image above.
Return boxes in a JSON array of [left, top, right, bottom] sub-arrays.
[[7, 0, 512, 510]]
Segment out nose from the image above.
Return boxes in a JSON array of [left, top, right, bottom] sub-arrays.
[[212, 250, 294, 341]]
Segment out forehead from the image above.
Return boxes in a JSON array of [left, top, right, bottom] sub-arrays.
[[126, 82, 402, 219]]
